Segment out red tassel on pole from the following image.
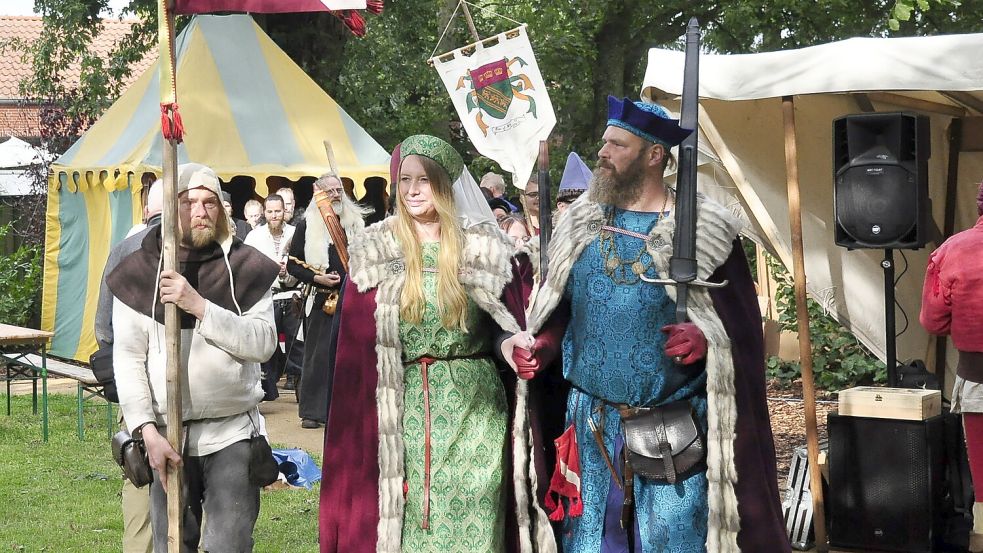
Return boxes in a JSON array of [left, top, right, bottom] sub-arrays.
[[342, 11, 366, 37], [366, 0, 383, 14], [160, 102, 185, 143]]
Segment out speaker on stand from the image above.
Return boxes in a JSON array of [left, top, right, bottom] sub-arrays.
[[832, 112, 931, 385]]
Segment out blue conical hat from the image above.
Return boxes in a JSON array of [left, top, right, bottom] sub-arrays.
[[559, 152, 592, 193]]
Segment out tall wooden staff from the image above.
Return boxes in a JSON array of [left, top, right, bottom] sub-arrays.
[[158, 1, 185, 550], [315, 141, 350, 270]]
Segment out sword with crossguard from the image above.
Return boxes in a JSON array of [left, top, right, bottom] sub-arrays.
[[641, 18, 727, 317]]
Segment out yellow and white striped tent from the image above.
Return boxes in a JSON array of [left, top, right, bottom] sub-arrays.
[[43, 14, 390, 361]]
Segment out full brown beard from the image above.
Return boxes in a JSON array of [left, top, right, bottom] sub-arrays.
[[588, 153, 648, 206], [182, 218, 216, 248]]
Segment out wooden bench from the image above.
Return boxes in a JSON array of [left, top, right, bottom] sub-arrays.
[[2, 352, 114, 440]]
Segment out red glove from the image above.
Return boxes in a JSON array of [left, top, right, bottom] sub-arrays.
[[661, 323, 707, 365], [512, 335, 559, 380]]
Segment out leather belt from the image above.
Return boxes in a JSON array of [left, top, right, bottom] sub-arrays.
[[958, 350, 983, 384], [404, 353, 488, 530]]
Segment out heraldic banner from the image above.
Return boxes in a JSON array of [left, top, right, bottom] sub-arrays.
[[432, 26, 556, 191]]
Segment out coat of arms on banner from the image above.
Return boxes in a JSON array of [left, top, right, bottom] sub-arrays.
[[432, 26, 556, 190], [461, 57, 537, 136]]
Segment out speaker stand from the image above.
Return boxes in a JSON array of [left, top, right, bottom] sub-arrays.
[[883, 248, 898, 386]]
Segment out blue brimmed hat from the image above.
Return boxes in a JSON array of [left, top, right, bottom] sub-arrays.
[[606, 96, 692, 148]]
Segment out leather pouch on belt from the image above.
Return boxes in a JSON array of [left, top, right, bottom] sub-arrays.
[[111, 430, 153, 488], [620, 400, 705, 484]]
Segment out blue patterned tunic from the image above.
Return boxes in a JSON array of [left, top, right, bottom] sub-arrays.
[[560, 207, 709, 553]]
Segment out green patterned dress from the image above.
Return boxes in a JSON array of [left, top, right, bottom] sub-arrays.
[[399, 242, 508, 552]]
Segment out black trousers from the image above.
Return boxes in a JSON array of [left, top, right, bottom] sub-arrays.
[[260, 298, 304, 401]]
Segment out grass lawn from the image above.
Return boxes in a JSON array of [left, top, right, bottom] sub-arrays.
[[0, 393, 320, 552]]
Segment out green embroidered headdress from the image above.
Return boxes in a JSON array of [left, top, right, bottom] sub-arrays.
[[398, 135, 464, 180]]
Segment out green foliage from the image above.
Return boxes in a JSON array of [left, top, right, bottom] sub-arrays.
[[765, 255, 887, 390], [15, 0, 983, 187], [0, 224, 43, 327], [889, 0, 962, 31], [0, 394, 320, 551]]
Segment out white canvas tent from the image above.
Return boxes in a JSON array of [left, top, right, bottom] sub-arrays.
[[642, 32, 983, 392], [0, 136, 41, 196]]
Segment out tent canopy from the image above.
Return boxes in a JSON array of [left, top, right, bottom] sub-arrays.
[[50, 14, 390, 198], [0, 136, 41, 168], [0, 136, 41, 195], [42, 14, 390, 362], [642, 32, 983, 385]]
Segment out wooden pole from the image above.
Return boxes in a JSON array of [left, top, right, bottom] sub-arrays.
[[322, 140, 340, 176], [935, 118, 962, 388], [781, 95, 827, 552], [160, 2, 183, 551], [459, 0, 481, 42]]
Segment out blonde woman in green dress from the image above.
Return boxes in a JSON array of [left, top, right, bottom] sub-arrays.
[[318, 135, 557, 553]]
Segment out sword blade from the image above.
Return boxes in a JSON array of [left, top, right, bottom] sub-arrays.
[[538, 140, 551, 281]]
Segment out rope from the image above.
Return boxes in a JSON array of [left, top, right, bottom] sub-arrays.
[[429, 0, 525, 60], [429, 0, 464, 59], [462, 0, 522, 26]]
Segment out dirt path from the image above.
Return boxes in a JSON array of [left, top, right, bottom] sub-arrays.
[[259, 387, 325, 455]]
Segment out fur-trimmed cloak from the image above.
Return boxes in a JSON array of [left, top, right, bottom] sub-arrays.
[[527, 194, 791, 553], [318, 219, 557, 553]]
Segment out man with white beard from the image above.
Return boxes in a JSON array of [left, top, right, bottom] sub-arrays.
[[245, 194, 302, 400], [287, 173, 368, 429]]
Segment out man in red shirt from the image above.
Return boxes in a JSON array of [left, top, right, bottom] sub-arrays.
[[920, 180, 983, 552]]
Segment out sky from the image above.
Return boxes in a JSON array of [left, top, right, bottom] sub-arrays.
[[1, 0, 131, 16]]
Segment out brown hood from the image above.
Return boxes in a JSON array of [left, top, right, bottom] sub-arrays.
[[106, 225, 279, 328]]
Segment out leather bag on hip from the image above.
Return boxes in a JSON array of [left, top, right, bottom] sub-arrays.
[[111, 430, 153, 488], [620, 400, 705, 484]]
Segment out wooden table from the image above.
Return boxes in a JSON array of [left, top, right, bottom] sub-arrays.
[[1, 323, 54, 441]]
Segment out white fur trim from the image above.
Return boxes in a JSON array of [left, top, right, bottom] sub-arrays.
[[527, 194, 743, 553], [347, 218, 554, 552]]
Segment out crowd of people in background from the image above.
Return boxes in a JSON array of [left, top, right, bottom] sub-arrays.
[[104, 100, 795, 552]]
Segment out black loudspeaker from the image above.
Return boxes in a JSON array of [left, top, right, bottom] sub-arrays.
[[828, 413, 945, 552], [833, 112, 931, 250]]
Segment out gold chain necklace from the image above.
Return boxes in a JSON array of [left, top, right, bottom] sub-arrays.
[[598, 197, 668, 285]]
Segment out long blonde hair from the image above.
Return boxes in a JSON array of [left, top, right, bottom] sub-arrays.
[[393, 155, 469, 331]]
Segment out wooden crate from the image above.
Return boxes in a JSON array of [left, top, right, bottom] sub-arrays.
[[837, 386, 942, 421]]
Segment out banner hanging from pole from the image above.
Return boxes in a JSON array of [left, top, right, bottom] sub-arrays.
[[431, 26, 556, 191]]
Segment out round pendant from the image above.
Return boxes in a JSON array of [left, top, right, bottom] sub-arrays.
[[631, 261, 646, 275]]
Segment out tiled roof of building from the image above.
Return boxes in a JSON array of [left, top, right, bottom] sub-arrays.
[[0, 15, 153, 101]]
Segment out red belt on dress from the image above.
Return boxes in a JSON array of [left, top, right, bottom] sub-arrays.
[[404, 353, 490, 530]]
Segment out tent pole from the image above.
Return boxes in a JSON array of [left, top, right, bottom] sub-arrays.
[[159, 1, 184, 551], [935, 118, 962, 388], [781, 95, 828, 552]]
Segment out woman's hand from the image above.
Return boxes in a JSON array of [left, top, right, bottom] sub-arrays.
[[501, 331, 534, 372], [502, 331, 558, 380]]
